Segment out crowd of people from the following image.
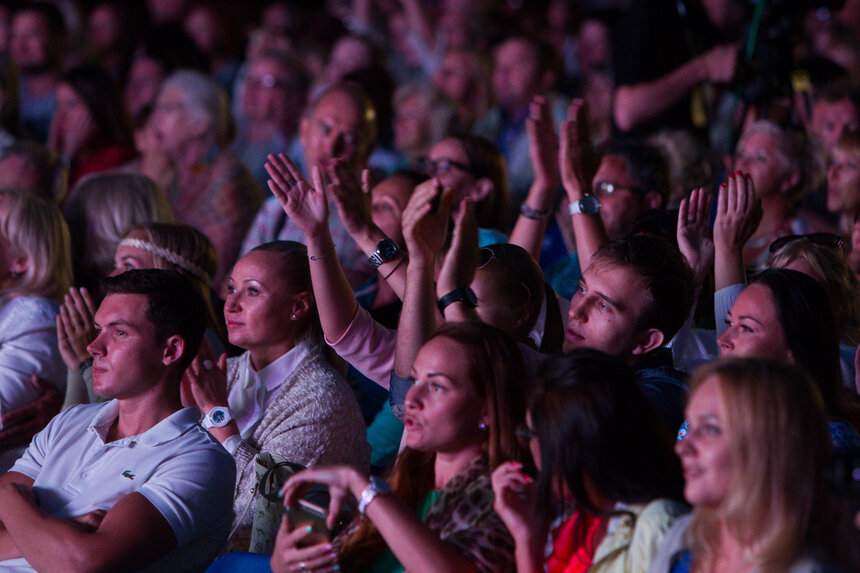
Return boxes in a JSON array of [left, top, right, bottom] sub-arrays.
[[0, 0, 858, 571]]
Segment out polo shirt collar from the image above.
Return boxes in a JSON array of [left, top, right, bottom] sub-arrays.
[[88, 400, 201, 447]]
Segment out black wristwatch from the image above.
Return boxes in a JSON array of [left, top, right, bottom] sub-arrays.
[[437, 286, 478, 314], [367, 238, 401, 268], [568, 195, 601, 215]]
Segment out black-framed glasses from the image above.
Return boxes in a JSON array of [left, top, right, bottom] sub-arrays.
[[593, 180, 643, 197], [420, 157, 473, 177], [514, 423, 537, 442], [768, 233, 845, 254]]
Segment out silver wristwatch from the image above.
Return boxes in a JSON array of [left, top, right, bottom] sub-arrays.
[[358, 476, 391, 515]]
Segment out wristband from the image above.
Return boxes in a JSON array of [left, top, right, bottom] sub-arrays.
[[519, 203, 551, 220], [437, 286, 478, 315]]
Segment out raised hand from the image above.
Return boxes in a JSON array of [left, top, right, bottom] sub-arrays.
[[559, 98, 599, 200], [266, 154, 330, 239], [280, 465, 364, 531], [491, 462, 535, 540], [327, 160, 373, 239], [57, 287, 98, 371], [437, 197, 478, 295], [270, 514, 338, 573], [527, 95, 560, 191], [182, 339, 229, 412], [677, 187, 715, 286], [713, 171, 761, 253], [401, 178, 454, 268]]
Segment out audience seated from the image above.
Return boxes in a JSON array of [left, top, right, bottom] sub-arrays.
[[62, 173, 174, 293], [241, 82, 379, 288], [183, 240, 369, 550], [48, 64, 137, 186], [272, 322, 529, 573], [0, 143, 67, 205], [650, 358, 860, 572], [0, 190, 71, 449], [0, 269, 235, 571], [145, 69, 263, 287], [493, 350, 686, 573]]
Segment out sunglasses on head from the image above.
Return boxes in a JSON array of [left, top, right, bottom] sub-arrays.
[[768, 233, 845, 254]]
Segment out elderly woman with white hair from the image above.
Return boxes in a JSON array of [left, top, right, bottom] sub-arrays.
[[147, 69, 263, 286]]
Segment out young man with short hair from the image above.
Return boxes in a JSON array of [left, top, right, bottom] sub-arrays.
[[0, 269, 235, 572]]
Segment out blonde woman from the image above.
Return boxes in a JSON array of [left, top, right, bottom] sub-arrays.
[[0, 189, 72, 443], [649, 358, 860, 573], [62, 172, 174, 292]]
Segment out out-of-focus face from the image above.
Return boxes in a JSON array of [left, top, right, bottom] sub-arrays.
[[224, 250, 303, 366], [241, 57, 292, 125], [577, 19, 612, 71], [591, 154, 649, 240], [675, 375, 734, 508], [717, 283, 793, 362], [564, 261, 655, 358], [0, 155, 39, 197], [403, 335, 485, 454], [437, 11, 470, 50], [125, 57, 166, 121], [300, 89, 366, 171], [425, 137, 477, 203], [54, 83, 97, 148], [811, 98, 859, 152], [10, 11, 53, 73], [87, 4, 122, 54], [393, 93, 430, 157], [151, 84, 204, 157], [111, 230, 158, 276], [325, 36, 373, 85], [0, 201, 26, 289], [734, 132, 791, 199], [827, 146, 860, 215], [184, 6, 217, 55], [492, 38, 543, 114], [370, 175, 413, 244], [433, 51, 474, 105]]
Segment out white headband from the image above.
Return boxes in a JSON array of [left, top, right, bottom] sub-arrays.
[[119, 238, 212, 284]]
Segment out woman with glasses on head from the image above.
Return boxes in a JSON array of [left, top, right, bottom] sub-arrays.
[[493, 350, 686, 573]]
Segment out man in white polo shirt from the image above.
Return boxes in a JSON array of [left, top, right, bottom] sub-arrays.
[[0, 269, 236, 572]]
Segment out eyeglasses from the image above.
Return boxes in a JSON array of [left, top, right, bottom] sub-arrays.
[[514, 423, 537, 442], [477, 247, 532, 305], [593, 180, 643, 198], [768, 233, 845, 254], [245, 74, 290, 91], [420, 157, 473, 177]]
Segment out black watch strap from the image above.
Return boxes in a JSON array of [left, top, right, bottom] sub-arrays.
[[437, 286, 478, 314]]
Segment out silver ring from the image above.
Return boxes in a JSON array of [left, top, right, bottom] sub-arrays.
[[202, 359, 214, 371], [286, 179, 298, 189]]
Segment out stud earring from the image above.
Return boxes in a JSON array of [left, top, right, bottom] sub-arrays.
[[478, 420, 488, 430], [290, 314, 297, 320]]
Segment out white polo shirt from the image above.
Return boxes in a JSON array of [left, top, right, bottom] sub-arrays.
[[1, 400, 236, 572]]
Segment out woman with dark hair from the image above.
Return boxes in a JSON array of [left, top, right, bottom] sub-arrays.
[[48, 64, 136, 186], [492, 350, 686, 573], [422, 134, 510, 235], [271, 322, 530, 573], [183, 241, 369, 551], [716, 268, 860, 443]]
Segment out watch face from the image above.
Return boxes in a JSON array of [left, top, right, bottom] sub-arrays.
[[580, 195, 600, 214], [211, 409, 226, 424], [378, 239, 399, 259]]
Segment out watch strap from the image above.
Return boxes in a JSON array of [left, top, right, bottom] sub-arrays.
[[202, 406, 233, 429], [358, 477, 391, 515], [437, 286, 477, 314]]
